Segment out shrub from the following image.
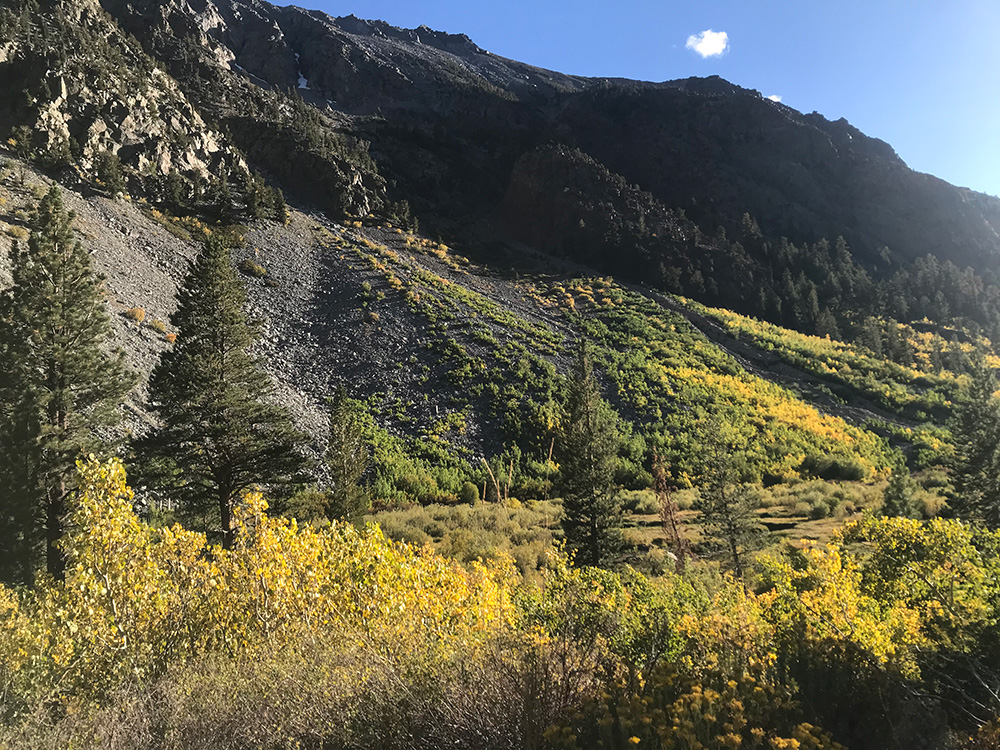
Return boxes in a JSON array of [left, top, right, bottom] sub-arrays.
[[2, 462, 994, 748], [920, 492, 948, 518], [149, 318, 166, 334], [809, 499, 833, 520], [619, 489, 661, 514], [674, 488, 699, 510], [0, 458, 518, 712], [460, 481, 480, 505], [238, 258, 267, 278], [801, 454, 868, 481], [550, 665, 844, 750], [125, 306, 146, 323]]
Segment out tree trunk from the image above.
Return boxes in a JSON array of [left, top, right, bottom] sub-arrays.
[[46, 478, 66, 580], [221, 489, 236, 550]]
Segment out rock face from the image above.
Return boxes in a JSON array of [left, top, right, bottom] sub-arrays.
[[101, 0, 587, 111], [549, 83, 1000, 270], [0, 0, 240, 188]]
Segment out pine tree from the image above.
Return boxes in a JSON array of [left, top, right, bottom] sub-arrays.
[[140, 235, 309, 548], [0, 187, 134, 582], [857, 316, 884, 358], [94, 150, 125, 196], [165, 169, 185, 209], [324, 386, 370, 520], [244, 171, 262, 220], [816, 307, 841, 340], [694, 419, 766, 581], [881, 452, 919, 518], [557, 341, 623, 568], [9, 124, 31, 186], [271, 186, 287, 224], [951, 355, 1000, 527]]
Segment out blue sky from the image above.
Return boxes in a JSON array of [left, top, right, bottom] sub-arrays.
[[287, 1, 1000, 197]]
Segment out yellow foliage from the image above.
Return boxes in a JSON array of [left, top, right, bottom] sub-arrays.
[[678, 581, 778, 677], [549, 665, 844, 750], [761, 542, 924, 676], [838, 515, 1000, 653], [4, 466, 996, 746], [0, 458, 517, 708]]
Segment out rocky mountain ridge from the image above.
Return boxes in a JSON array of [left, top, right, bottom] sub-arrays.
[[7, 0, 1000, 278]]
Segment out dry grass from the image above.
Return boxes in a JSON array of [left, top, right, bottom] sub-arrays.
[[625, 479, 892, 568], [369, 500, 560, 579]]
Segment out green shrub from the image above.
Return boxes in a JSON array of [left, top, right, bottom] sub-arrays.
[[808, 500, 833, 520], [238, 258, 267, 278], [801, 454, 867, 481], [674, 489, 699, 510], [460, 481, 480, 505], [621, 489, 659, 515]]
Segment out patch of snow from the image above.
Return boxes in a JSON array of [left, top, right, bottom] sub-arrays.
[[294, 52, 310, 90]]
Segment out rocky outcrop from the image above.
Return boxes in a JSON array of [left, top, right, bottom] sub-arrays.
[[95, 0, 389, 217], [0, 0, 242, 189]]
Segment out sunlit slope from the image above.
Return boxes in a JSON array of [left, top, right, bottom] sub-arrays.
[[320, 227, 894, 489]]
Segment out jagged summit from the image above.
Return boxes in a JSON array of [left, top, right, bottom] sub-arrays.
[[322, 12, 485, 54]]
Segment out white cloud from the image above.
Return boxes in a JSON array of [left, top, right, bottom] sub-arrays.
[[685, 29, 729, 58], [766, 94, 782, 102]]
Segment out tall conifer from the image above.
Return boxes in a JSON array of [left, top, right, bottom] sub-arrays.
[[324, 386, 370, 520], [557, 341, 623, 567], [951, 355, 1000, 527], [881, 452, 919, 519], [0, 186, 133, 582], [141, 235, 308, 548]]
